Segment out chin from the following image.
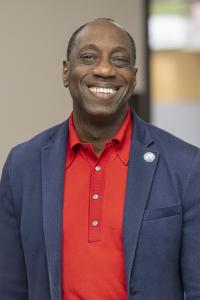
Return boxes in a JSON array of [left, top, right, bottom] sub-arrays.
[[86, 105, 124, 120]]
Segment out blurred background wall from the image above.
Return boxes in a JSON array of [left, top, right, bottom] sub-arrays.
[[149, 0, 200, 147], [1, 0, 200, 173], [0, 0, 146, 172]]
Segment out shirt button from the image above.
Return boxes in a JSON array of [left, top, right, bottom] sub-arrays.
[[95, 166, 101, 172], [91, 220, 98, 227], [92, 194, 99, 200]]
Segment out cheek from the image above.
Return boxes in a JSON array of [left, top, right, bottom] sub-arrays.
[[69, 64, 90, 78], [69, 72, 88, 91], [68, 71, 79, 85], [120, 69, 135, 83]]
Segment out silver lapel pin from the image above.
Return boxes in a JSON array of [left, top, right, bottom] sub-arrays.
[[143, 152, 155, 163]]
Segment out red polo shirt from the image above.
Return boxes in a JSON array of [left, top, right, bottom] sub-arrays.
[[62, 109, 132, 300]]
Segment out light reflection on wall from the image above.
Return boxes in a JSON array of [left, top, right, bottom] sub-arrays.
[[149, 1, 200, 51]]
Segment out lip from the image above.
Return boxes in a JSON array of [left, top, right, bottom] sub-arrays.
[[86, 78, 123, 87], [81, 77, 126, 101], [87, 83, 120, 90]]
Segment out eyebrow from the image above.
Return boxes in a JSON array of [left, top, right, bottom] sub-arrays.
[[111, 46, 130, 54], [79, 44, 130, 54], [79, 44, 99, 52]]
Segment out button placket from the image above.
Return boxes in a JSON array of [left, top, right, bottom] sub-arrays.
[[88, 161, 105, 242], [88, 150, 111, 242]]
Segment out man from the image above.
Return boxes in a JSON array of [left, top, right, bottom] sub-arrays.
[[0, 18, 200, 300]]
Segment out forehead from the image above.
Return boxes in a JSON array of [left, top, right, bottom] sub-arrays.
[[74, 21, 132, 53]]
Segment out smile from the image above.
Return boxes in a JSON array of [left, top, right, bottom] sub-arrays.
[[89, 87, 117, 95]]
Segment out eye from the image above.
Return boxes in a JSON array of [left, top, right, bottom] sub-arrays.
[[80, 53, 97, 64], [112, 56, 129, 67]]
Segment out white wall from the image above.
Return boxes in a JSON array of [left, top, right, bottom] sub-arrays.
[[0, 0, 146, 171], [152, 102, 200, 148]]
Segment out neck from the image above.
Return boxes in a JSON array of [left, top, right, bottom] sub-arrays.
[[72, 107, 129, 155]]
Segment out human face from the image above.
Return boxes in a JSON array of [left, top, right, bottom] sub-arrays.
[[63, 21, 137, 119]]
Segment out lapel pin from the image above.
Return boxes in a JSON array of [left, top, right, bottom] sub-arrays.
[[143, 152, 155, 162]]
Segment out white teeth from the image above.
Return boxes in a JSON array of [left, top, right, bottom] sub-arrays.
[[89, 87, 117, 94]]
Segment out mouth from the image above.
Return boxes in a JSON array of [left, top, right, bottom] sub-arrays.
[[88, 86, 118, 99]]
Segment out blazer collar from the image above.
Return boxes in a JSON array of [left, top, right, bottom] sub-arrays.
[[123, 111, 160, 294], [41, 120, 68, 300]]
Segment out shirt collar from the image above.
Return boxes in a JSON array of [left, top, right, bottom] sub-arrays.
[[66, 108, 133, 167], [111, 108, 132, 165], [66, 113, 82, 168]]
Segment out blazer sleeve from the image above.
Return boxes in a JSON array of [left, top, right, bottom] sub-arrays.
[[181, 149, 200, 299], [0, 150, 28, 300]]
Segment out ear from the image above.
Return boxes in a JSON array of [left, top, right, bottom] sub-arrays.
[[63, 60, 69, 88]]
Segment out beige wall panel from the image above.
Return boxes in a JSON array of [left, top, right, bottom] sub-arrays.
[[151, 51, 200, 102], [0, 0, 146, 171]]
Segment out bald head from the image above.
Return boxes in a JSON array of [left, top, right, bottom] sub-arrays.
[[66, 18, 136, 65]]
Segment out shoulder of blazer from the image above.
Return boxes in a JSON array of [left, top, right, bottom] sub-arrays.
[[3, 120, 69, 220], [6, 120, 68, 191], [132, 112, 200, 186], [10, 120, 68, 161]]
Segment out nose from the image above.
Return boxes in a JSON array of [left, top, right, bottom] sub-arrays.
[[92, 58, 116, 78]]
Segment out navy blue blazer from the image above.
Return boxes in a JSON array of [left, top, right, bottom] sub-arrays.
[[1, 112, 200, 300]]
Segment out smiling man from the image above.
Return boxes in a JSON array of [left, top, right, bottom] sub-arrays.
[[0, 18, 200, 300], [63, 19, 137, 155]]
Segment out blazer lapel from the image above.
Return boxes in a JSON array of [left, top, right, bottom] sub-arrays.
[[123, 113, 159, 290], [41, 122, 68, 300]]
